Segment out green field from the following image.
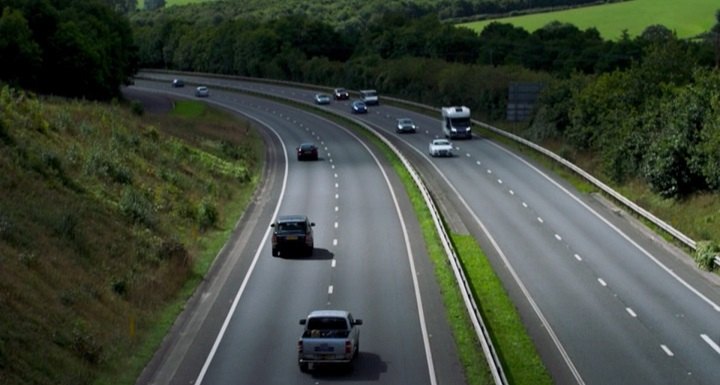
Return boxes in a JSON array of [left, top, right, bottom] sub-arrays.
[[459, 0, 718, 39]]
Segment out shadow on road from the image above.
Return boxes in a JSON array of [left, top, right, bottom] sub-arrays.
[[277, 248, 334, 260], [308, 352, 387, 381]]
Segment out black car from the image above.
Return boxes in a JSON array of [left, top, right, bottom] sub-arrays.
[[333, 88, 349, 100], [270, 215, 315, 257], [297, 143, 319, 161], [172, 78, 185, 87], [351, 100, 368, 114]]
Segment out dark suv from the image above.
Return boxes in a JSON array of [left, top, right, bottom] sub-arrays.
[[270, 215, 315, 257]]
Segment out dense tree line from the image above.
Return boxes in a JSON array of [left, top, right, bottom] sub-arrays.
[[129, 0, 606, 33], [0, 0, 137, 100]]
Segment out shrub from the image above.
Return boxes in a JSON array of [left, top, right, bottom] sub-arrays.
[[54, 213, 78, 241], [130, 100, 144, 116], [197, 199, 218, 231], [694, 241, 720, 271], [119, 187, 154, 226]]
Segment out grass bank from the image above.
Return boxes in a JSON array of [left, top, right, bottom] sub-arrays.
[[0, 86, 263, 385]]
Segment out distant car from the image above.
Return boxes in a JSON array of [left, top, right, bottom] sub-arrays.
[[333, 88, 349, 100], [297, 143, 319, 161], [314, 93, 331, 105], [429, 138, 453, 157], [172, 78, 185, 88], [195, 86, 209, 97], [351, 100, 368, 114], [359, 89, 378, 105], [270, 215, 315, 257], [396, 118, 417, 133]]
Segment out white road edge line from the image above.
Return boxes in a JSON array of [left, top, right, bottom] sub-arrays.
[[194, 114, 289, 385], [330, 118, 439, 385]]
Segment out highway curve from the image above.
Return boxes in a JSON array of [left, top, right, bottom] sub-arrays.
[[130, 80, 467, 385], [135, 71, 720, 385]]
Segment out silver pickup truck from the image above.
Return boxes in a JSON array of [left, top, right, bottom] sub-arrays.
[[297, 310, 362, 372]]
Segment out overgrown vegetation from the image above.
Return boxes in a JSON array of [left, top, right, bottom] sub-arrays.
[[0, 85, 262, 385]]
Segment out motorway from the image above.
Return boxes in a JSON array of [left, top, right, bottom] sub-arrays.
[[130, 80, 466, 385], [133, 73, 720, 385]]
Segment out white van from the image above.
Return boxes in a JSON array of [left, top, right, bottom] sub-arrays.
[[359, 89, 379, 105]]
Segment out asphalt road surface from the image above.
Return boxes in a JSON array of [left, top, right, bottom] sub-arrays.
[[128, 81, 467, 385], [135, 71, 720, 385]]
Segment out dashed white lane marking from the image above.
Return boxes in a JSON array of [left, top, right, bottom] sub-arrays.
[[574, 253, 582, 261], [509, 190, 514, 195], [661, 345, 674, 357], [476, 160, 482, 165], [487, 169, 492, 174], [335, 193, 339, 199], [626, 307, 637, 318], [701, 334, 720, 355], [466, 153, 471, 157], [331, 259, 336, 268], [334, 222, 338, 229], [328, 285, 333, 294], [331, 164, 335, 169], [333, 239, 338, 246], [522, 202, 528, 208], [537, 217, 544, 224], [554, 234, 562, 241], [498, 179, 503, 184], [335, 183, 339, 188], [598, 278, 607, 287], [334, 206, 339, 212], [334, 173, 338, 178]]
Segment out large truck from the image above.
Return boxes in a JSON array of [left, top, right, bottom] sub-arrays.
[[442, 106, 472, 139]]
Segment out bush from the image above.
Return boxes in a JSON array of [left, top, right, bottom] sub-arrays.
[[119, 187, 154, 226], [694, 241, 720, 271], [197, 199, 218, 231], [130, 100, 144, 116]]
